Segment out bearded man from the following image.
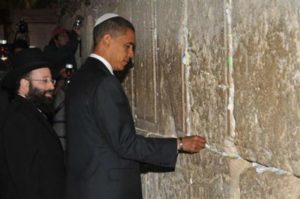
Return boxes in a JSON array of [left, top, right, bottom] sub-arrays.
[[0, 48, 65, 199]]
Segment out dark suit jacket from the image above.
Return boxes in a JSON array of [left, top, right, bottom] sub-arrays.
[[66, 57, 178, 199], [0, 95, 65, 199]]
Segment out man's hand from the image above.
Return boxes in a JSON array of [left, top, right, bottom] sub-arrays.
[[177, 135, 206, 153]]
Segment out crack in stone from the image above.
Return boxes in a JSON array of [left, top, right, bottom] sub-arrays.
[[205, 143, 300, 178]]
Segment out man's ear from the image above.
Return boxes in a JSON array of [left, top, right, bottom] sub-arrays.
[[18, 78, 29, 96], [102, 34, 112, 46], [20, 78, 29, 86]]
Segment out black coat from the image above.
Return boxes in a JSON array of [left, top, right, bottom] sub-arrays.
[[0, 95, 65, 199], [65, 57, 178, 199], [0, 87, 11, 125]]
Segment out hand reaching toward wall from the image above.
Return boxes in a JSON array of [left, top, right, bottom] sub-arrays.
[[177, 135, 206, 153]]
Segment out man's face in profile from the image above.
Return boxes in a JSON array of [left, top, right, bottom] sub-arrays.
[[106, 28, 135, 71], [25, 67, 55, 114]]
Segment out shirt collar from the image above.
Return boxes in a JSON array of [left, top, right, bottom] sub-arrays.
[[90, 53, 114, 75]]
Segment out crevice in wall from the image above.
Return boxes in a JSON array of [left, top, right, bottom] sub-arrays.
[[205, 142, 300, 178], [139, 124, 300, 179]]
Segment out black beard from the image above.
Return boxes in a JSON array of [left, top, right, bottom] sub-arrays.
[[26, 85, 54, 120]]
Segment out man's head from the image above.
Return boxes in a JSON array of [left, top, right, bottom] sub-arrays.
[[19, 67, 55, 100], [52, 26, 70, 47], [3, 48, 55, 107], [93, 13, 135, 71]]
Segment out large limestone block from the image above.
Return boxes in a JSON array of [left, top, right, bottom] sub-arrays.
[[240, 168, 300, 199], [154, 0, 186, 135], [142, 151, 232, 199], [233, 0, 300, 175], [130, 0, 157, 126], [186, 0, 228, 149]]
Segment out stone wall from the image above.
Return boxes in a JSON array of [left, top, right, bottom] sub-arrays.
[[67, 0, 300, 198]]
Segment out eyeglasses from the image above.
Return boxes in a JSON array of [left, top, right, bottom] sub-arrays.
[[26, 78, 56, 84]]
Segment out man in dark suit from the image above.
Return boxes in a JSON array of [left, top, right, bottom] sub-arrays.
[[66, 13, 206, 199], [0, 48, 65, 199]]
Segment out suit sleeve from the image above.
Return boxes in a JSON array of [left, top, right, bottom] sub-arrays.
[[3, 112, 39, 199], [93, 76, 178, 168]]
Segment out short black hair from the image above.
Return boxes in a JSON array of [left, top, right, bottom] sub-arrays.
[[93, 16, 135, 49]]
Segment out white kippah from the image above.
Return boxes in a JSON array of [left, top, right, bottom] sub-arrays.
[[94, 13, 119, 27]]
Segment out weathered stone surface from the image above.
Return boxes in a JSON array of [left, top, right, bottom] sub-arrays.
[[240, 168, 300, 199], [142, 151, 232, 199], [233, 0, 300, 175], [131, 0, 157, 126], [155, 0, 186, 135], [187, 0, 228, 153]]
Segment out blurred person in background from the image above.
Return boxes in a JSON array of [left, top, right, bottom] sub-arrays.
[[43, 25, 80, 80], [44, 17, 83, 151]]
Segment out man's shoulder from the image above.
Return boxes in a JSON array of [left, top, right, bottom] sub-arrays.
[[3, 98, 31, 127], [7, 96, 38, 117], [78, 58, 111, 79], [83, 56, 106, 67], [68, 60, 116, 100]]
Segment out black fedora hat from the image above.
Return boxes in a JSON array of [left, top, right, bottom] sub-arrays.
[[2, 48, 50, 90]]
